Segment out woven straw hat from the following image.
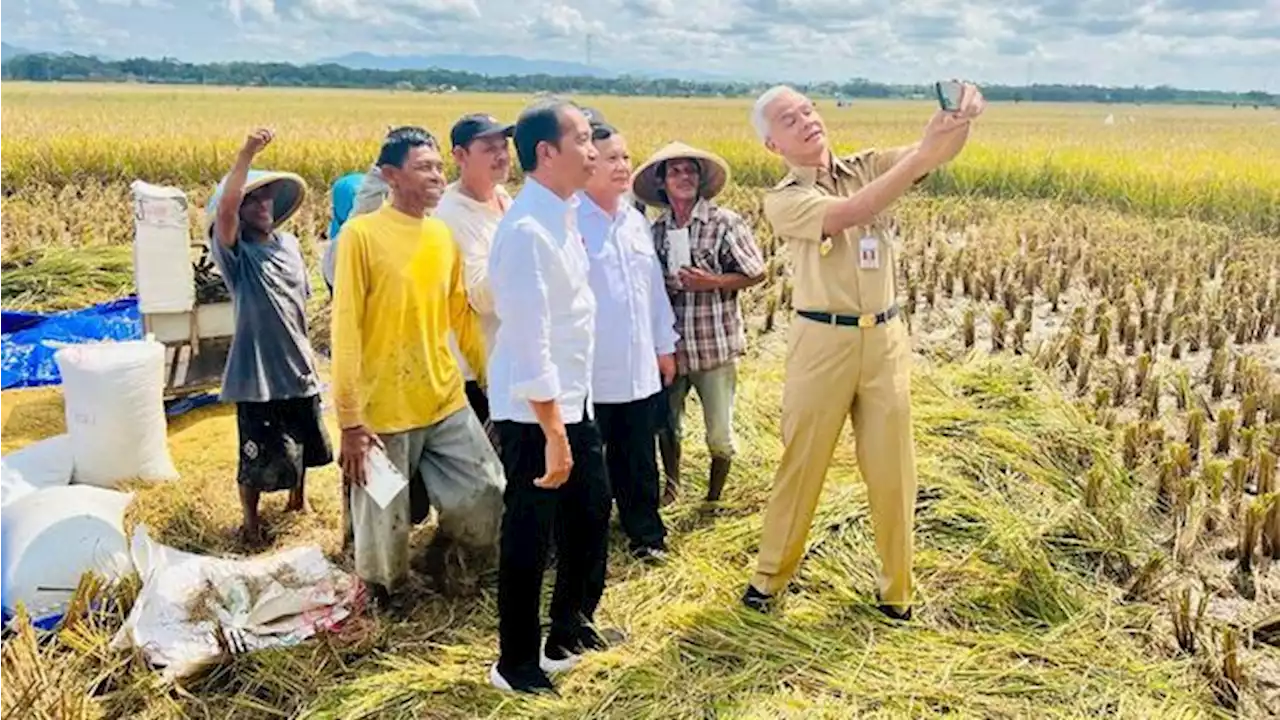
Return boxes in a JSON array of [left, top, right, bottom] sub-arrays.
[[630, 141, 730, 208], [204, 169, 308, 237]]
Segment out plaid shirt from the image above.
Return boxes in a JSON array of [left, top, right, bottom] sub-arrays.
[[652, 199, 766, 374]]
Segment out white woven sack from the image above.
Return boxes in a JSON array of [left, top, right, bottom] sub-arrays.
[[130, 180, 195, 314], [1, 485, 136, 624], [55, 339, 179, 488], [1, 434, 74, 507]]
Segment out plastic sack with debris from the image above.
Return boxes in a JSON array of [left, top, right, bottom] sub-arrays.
[[112, 526, 363, 680]]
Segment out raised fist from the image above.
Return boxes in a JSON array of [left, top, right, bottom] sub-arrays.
[[242, 127, 274, 156]]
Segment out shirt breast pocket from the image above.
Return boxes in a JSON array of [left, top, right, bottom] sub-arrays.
[[629, 239, 658, 273], [691, 247, 721, 274]]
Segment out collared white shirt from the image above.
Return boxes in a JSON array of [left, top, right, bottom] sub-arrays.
[[577, 192, 678, 404], [435, 181, 511, 381], [487, 177, 596, 425]]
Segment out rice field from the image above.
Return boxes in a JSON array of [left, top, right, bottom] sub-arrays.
[[1, 82, 1279, 719]]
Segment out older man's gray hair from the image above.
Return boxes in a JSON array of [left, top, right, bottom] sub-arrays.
[[751, 85, 795, 143]]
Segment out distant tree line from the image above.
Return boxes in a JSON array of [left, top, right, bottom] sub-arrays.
[[3, 52, 1275, 107]]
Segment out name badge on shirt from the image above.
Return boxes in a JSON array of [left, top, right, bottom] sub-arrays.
[[859, 235, 880, 269]]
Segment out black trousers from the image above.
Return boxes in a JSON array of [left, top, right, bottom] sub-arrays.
[[465, 380, 490, 424], [495, 416, 611, 673], [595, 393, 667, 552]]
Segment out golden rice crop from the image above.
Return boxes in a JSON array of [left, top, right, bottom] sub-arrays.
[[2, 83, 1277, 233]]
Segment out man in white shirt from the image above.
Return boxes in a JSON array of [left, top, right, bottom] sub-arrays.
[[578, 120, 678, 564], [579, 106, 647, 216], [487, 98, 616, 695], [434, 113, 514, 428]]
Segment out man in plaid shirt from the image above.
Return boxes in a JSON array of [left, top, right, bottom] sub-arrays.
[[632, 142, 766, 505]]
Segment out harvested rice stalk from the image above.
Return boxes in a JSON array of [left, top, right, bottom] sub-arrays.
[[1095, 314, 1113, 356], [1216, 408, 1236, 456], [1230, 458, 1250, 519], [962, 308, 976, 349], [1135, 353, 1152, 399], [1187, 409, 1206, 460], [1202, 460, 1227, 533], [1076, 355, 1092, 396], [1170, 584, 1208, 655], [1238, 500, 1263, 575], [1143, 377, 1161, 421], [1157, 460, 1178, 514], [1012, 319, 1029, 355], [990, 307, 1008, 353], [1240, 393, 1259, 429], [1213, 627, 1245, 711], [1233, 355, 1251, 396], [1113, 365, 1130, 407], [1171, 370, 1194, 412], [1125, 553, 1166, 601], [1209, 351, 1228, 401], [1123, 423, 1144, 471]]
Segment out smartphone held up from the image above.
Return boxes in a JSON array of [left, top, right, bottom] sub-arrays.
[[934, 80, 965, 112]]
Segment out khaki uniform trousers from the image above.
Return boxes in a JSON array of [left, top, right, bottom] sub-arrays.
[[751, 313, 917, 608]]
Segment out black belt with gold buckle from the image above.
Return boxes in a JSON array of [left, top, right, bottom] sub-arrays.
[[796, 305, 900, 328]]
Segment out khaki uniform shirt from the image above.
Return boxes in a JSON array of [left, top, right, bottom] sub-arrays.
[[763, 147, 915, 317]]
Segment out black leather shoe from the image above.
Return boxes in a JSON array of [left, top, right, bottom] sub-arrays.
[[576, 625, 627, 652], [632, 545, 668, 565], [741, 585, 773, 613], [876, 594, 912, 621]]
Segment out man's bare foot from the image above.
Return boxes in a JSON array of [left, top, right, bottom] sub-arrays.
[[285, 494, 309, 513], [239, 523, 269, 549]]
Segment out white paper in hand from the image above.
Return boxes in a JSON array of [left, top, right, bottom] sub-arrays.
[[363, 447, 407, 509], [667, 228, 692, 272]]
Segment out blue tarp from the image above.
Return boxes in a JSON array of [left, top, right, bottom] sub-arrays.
[[1, 297, 144, 391]]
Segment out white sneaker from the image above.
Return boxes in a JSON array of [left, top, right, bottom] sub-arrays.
[[489, 661, 557, 695], [539, 638, 581, 674], [489, 662, 512, 691]]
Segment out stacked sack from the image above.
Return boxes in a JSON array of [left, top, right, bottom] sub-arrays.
[[1, 338, 179, 628]]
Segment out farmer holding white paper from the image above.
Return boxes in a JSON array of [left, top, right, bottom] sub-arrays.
[[331, 125, 506, 608], [633, 142, 766, 507]]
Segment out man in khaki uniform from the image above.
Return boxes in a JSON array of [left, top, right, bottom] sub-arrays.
[[742, 83, 986, 619]]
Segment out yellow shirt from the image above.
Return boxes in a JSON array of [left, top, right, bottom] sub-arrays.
[[331, 205, 486, 434]]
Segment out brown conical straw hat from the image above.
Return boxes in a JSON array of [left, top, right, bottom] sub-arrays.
[[630, 141, 730, 208]]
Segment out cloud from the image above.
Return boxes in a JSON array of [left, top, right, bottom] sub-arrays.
[[528, 3, 604, 38], [95, 0, 170, 7], [0, 0, 1275, 91], [621, 0, 675, 17], [227, 0, 276, 24]]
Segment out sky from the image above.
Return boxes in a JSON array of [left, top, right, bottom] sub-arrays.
[[2, 0, 1278, 92]]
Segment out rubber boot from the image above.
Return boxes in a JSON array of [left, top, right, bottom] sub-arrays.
[[659, 430, 681, 507], [706, 456, 731, 502]]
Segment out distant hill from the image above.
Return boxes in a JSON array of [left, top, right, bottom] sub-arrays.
[[320, 51, 734, 83], [323, 52, 611, 79], [2, 42, 33, 63], [2, 50, 1274, 108]]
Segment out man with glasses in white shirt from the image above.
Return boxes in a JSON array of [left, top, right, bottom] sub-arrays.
[[487, 98, 620, 695], [577, 118, 678, 565]]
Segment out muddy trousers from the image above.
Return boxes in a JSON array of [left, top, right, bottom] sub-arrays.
[[750, 315, 918, 609], [345, 407, 506, 593]]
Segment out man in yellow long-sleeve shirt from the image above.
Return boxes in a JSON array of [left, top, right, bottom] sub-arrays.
[[331, 125, 506, 606]]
